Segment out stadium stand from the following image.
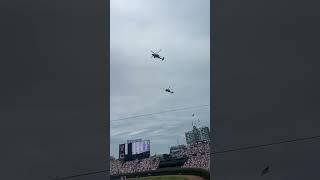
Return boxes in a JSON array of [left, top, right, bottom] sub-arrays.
[[110, 143, 210, 175]]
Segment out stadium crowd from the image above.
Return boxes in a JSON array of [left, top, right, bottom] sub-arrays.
[[111, 156, 160, 175], [110, 143, 210, 175], [182, 143, 210, 170]]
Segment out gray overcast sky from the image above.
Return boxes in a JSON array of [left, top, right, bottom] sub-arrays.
[[110, 0, 210, 158]]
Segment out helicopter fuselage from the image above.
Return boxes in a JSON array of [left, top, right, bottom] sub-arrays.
[[165, 89, 174, 94], [152, 54, 161, 58], [152, 54, 164, 61]]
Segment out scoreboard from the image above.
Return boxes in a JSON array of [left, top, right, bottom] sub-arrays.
[[119, 140, 150, 161], [132, 140, 150, 154]]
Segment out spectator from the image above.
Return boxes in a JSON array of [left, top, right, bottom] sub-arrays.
[[110, 156, 160, 175]]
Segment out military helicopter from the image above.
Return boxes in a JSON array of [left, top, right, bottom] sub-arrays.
[[151, 49, 165, 61], [164, 86, 174, 94]]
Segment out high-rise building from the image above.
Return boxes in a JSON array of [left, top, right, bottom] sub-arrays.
[[185, 126, 210, 145]]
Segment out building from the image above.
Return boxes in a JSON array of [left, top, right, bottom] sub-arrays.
[[185, 126, 210, 145]]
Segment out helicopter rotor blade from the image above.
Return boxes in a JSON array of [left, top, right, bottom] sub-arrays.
[[151, 50, 155, 53], [157, 49, 162, 53]]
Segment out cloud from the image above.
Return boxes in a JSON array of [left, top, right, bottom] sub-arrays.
[[127, 129, 148, 136]]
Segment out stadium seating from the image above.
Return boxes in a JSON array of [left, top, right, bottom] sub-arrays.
[[110, 143, 210, 175]]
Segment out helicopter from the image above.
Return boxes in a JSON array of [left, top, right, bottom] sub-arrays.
[[151, 49, 165, 61], [164, 86, 174, 94]]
